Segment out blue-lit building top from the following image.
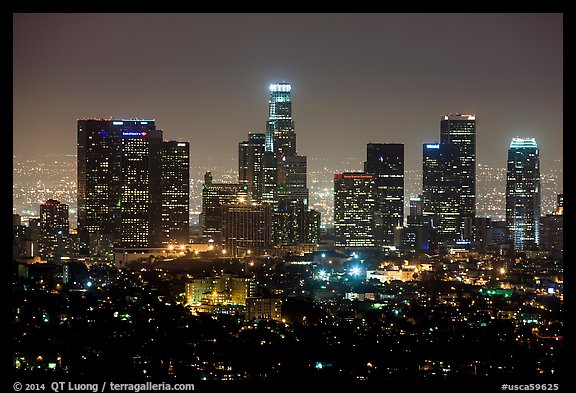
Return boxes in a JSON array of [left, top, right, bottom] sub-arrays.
[[506, 137, 540, 251], [422, 142, 462, 249]]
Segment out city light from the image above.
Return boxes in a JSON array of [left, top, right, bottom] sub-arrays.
[[350, 266, 362, 276], [12, 32, 563, 384]]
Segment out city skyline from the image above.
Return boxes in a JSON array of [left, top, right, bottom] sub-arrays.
[[13, 13, 563, 175], [11, 13, 565, 388]]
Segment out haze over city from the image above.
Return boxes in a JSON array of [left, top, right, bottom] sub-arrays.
[[11, 12, 565, 390], [13, 13, 563, 175]]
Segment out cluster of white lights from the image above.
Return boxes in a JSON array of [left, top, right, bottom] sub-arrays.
[[269, 83, 291, 92], [510, 138, 538, 149]]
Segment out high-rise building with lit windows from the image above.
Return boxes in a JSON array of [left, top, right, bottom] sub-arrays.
[[200, 171, 245, 245], [506, 137, 540, 251], [77, 119, 187, 252], [239, 133, 265, 203], [422, 142, 462, 249], [265, 82, 296, 156], [259, 82, 316, 244], [334, 172, 376, 247], [222, 203, 272, 257], [161, 141, 190, 245], [440, 113, 476, 220], [39, 199, 69, 262], [364, 143, 404, 246]]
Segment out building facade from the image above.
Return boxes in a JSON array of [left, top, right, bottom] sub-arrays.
[[222, 203, 272, 257], [39, 199, 69, 262], [77, 119, 187, 252], [364, 143, 404, 246], [422, 142, 462, 249], [200, 172, 245, 244], [161, 141, 190, 245], [334, 172, 376, 247], [440, 113, 477, 220], [505, 138, 540, 251], [239, 133, 265, 203]]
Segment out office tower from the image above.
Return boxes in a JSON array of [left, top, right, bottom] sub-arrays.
[[239, 133, 265, 203], [364, 143, 404, 246], [265, 82, 295, 156], [540, 193, 563, 258], [259, 81, 314, 246], [505, 138, 541, 251], [440, 113, 476, 219], [77, 119, 164, 251], [422, 143, 462, 249], [201, 172, 245, 244], [334, 172, 376, 247], [39, 199, 69, 262], [161, 141, 190, 245], [222, 203, 272, 257]]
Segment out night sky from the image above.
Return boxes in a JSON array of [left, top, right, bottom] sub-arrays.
[[13, 13, 563, 174]]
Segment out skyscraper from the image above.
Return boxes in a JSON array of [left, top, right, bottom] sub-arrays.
[[239, 133, 265, 203], [334, 172, 376, 247], [422, 142, 462, 249], [39, 199, 69, 262], [200, 172, 246, 244], [222, 203, 272, 257], [506, 137, 541, 251], [77, 119, 187, 252], [265, 82, 295, 156], [364, 143, 404, 246], [260, 82, 315, 245], [161, 141, 190, 245], [440, 114, 476, 219]]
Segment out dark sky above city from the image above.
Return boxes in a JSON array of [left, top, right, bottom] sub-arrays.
[[13, 13, 563, 174]]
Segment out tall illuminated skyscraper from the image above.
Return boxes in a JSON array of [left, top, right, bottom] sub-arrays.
[[161, 141, 190, 245], [422, 142, 462, 249], [440, 114, 476, 220], [265, 82, 295, 156], [506, 137, 540, 251], [334, 172, 376, 247], [260, 82, 316, 245], [239, 133, 265, 203], [39, 199, 69, 262], [200, 172, 245, 244], [364, 143, 404, 246], [77, 119, 188, 253]]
